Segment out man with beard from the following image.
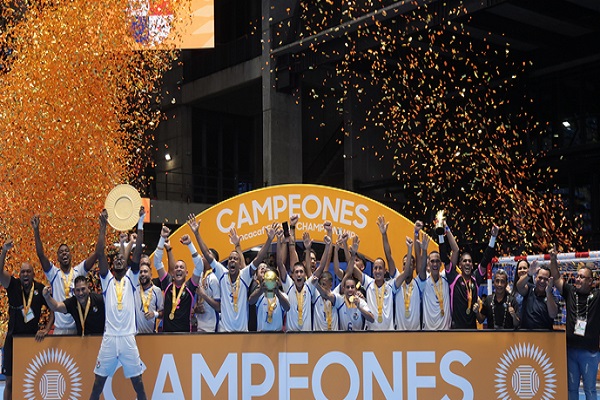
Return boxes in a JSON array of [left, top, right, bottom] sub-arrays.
[[475, 269, 519, 329], [549, 248, 600, 399], [159, 234, 205, 333], [31, 213, 104, 335], [0, 239, 53, 400], [90, 208, 147, 400], [43, 275, 105, 336], [188, 214, 276, 332], [135, 256, 163, 334], [517, 260, 557, 330]]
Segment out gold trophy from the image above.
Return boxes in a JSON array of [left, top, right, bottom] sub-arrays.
[[435, 210, 446, 236], [264, 270, 278, 299]]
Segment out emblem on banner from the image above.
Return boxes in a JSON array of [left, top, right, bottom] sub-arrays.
[[23, 348, 82, 400], [495, 343, 557, 400]]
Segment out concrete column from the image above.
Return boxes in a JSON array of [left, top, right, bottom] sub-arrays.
[[261, 0, 303, 186]]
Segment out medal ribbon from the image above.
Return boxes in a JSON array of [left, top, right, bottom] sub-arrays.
[[62, 269, 74, 298], [324, 299, 332, 330], [432, 277, 445, 316], [344, 295, 356, 309], [171, 284, 186, 316], [375, 283, 385, 322], [403, 281, 414, 317], [296, 286, 305, 326], [77, 297, 91, 336], [140, 287, 153, 313], [115, 279, 125, 310], [21, 285, 35, 321], [230, 273, 241, 313], [198, 269, 212, 305], [463, 276, 472, 313]]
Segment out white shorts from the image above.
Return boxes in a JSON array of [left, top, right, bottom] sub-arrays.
[[94, 335, 146, 378]]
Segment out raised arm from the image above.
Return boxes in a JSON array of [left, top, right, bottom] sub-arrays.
[[153, 225, 171, 280], [83, 211, 110, 272], [417, 234, 430, 281], [340, 235, 359, 295], [97, 210, 109, 277], [31, 215, 52, 272], [276, 230, 288, 284], [188, 214, 214, 267], [181, 234, 201, 286], [302, 231, 313, 277], [131, 207, 145, 272], [445, 222, 460, 270], [42, 286, 67, 314], [474, 225, 499, 285], [413, 221, 423, 278], [516, 260, 538, 296], [0, 239, 14, 288], [546, 276, 558, 319], [395, 236, 414, 288], [251, 223, 277, 267], [229, 228, 246, 269], [548, 247, 563, 294], [288, 215, 300, 266], [377, 215, 397, 275], [312, 234, 332, 279]]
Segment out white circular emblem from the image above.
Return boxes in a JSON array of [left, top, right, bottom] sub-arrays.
[[495, 343, 557, 400], [23, 348, 82, 400]]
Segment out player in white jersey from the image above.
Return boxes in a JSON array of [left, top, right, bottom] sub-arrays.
[[251, 270, 290, 332], [336, 235, 374, 330], [304, 230, 339, 331], [31, 213, 104, 335], [135, 256, 164, 334], [393, 221, 423, 331], [417, 234, 451, 330], [189, 214, 276, 332], [90, 209, 147, 400], [194, 257, 221, 333], [352, 216, 397, 331], [279, 261, 314, 331]]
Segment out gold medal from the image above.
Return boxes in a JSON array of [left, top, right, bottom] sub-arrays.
[[405, 310, 410, 318], [348, 295, 355, 303], [234, 304, 238, 313], [378, 315, 383, 323], [466, 308, 471, 315], [117, 303, 123, 311], [169, 312, 175, 320]]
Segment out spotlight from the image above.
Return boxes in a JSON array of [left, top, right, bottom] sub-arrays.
[[165, 153, 172, 161], [562, 121, 571, 128]]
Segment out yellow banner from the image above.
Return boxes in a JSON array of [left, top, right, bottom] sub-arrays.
[[15, 331, 566, 399], [152, 184, 435, 277]]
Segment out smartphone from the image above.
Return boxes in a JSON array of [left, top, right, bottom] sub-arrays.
[[282, 221, 290, 238]]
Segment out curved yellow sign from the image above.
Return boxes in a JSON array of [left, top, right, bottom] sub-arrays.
[[153, 184, 435, 276]]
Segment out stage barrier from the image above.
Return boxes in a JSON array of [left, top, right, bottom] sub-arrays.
[[15, 331, 566, 399]]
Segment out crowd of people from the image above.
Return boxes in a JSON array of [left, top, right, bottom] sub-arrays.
[[1, 209, 598, 399]]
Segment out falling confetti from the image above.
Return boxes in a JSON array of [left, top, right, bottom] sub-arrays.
[[0, 0, 181, 312], [278, 1, 582, 254]]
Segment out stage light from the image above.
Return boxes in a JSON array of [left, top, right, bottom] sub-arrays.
[[562, 121, 571, 128], [165, 153, 172, 161]]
